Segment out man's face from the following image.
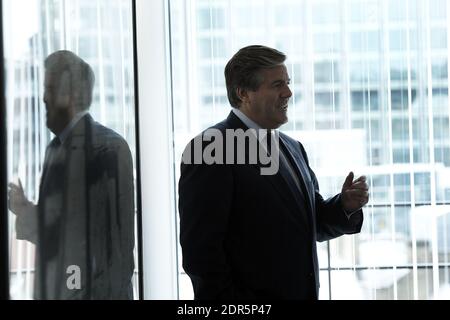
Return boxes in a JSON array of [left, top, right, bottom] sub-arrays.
[[242, 64, 292, 129], [43, 71, 72, 134]]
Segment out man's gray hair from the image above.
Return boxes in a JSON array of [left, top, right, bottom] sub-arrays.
[[224, 45, 286, 108], [44, 50, 95, 111]]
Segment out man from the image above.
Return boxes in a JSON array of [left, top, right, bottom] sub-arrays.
[[178, 45, 369, 299], [8, 50, 135, 299]]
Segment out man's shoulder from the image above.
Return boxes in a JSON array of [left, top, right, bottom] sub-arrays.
[[90, 120, 131, 153], [279, 131, 300, 146], [91, 120, 122, 140], [279, 131, 308, 156], [204, 116, 235, 133], [186, 115, 234, 144]]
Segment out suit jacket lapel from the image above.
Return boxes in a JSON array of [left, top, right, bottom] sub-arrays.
[[39, 114, 92, 203], [226, 112, 311, 229], [279, 134, 314, 214]]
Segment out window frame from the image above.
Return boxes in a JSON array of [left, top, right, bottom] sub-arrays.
[[0, 0, 10, 301]]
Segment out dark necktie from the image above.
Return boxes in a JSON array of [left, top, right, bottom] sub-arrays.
[[278, 141, 307, 203], [271, 134, 312, 228], [40, 137, 62, 194]]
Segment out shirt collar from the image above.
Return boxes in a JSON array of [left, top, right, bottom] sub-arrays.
[[58, 111, 89, 144], [232, 108, 262, 130], [232, 108, 279, 139]]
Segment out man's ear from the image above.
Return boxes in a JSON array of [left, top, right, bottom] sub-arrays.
[[236, 87, 250, 105]]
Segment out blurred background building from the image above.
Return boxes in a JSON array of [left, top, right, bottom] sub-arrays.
[[169, 0, 450, 300]]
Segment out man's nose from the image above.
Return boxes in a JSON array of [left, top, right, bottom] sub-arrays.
[[282, 85, 292, 98]]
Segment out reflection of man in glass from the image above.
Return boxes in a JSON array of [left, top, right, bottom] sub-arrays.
[[8, 50, 135, 300]]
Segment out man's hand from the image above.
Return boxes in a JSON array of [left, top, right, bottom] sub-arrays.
[[8, 179, 31, 216], [341, 172, 369, 213]]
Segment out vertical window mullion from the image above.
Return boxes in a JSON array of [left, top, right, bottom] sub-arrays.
[[119, 0, 128, 139], [343, 0, 359, 296], [405, 0, 415, 302], [382, 0, 397, 300], [208, 0, 216, 124], [444, 0, 450, 290], [424, 0, 440, 297], [95, 0, 106, 123], [74, 0, 80, 54]]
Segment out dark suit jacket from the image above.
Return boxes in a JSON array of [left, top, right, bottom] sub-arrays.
[[16, 114, 135, 300], [178, 111, 363, 300]]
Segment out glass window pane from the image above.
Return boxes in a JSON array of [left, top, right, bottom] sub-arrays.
[[313, 33, 341, 54], [389, 0, 409, 21], [370, 175, 391, 204], [312, 2, 340, 25], [415, 172, 431, 203], [232, 5, 265, 28], [350, 31, 380, 53], [429, 0, 447, 21], [394, 174, 411, 202], [350, 60, 380, 83], [390, 29, 407, 51], [431, 28, 447, 50], [197, 6, 226, 30], [169, 0, 450, 300], [314, 91, 340, 111], [198, 37, 227, 59], [4, 0, 139, 300], [351, 90, 379, 111], [349, 0, 380, 23], [314, 60, 339, 84], [432, 59, 448, 80]]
